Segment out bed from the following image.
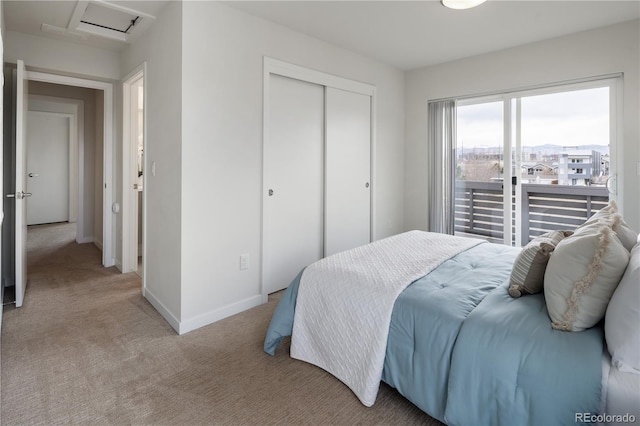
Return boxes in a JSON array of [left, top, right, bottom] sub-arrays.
[[264, 206, 640, 426]]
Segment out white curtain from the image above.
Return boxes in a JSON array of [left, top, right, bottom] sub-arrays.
[[427, 100, 456, 234]]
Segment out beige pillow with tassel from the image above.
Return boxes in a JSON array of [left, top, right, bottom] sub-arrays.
[[544, 221, 629, 332]]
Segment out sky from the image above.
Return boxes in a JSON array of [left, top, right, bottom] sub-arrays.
[[456, 86, 610, 150]]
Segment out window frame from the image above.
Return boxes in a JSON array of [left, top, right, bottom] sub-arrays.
[[454, 76, 621, 246]]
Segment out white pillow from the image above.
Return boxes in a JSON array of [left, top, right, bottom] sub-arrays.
[[544, 221, 629, 332], [584, 200, 616, 223], [583, 200, 638, 252], [614, 217, 638, 252], [605, 239, 640, 374]]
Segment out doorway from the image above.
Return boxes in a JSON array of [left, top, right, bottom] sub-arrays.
[[24, 83, 103, 250], [1, 63, 115, 308], [26, 70, 115, 267], [122, 64, 146, 279]]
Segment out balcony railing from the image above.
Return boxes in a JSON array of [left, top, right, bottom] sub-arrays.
[[454, 181, 609, 245]]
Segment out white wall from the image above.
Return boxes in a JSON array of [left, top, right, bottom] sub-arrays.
[[120, 1, 183, 328], [405, 19, 640, 233], [4, 31, 119, 81], [178, 2, 405, 332]]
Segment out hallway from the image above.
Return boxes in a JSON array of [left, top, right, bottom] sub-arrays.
[[11, 222, 138, 308], [0, 222, 149, 423]]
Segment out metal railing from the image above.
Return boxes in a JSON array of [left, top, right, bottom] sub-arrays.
[[454, 181, 609, 245]]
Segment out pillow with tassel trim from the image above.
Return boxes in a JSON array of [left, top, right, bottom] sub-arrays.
[[544, 221, 629, 332]]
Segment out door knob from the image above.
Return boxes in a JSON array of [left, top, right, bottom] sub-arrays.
[[268, 189, 274, 196], [28, 173, 39, 178], [6, 191, 32, 199]]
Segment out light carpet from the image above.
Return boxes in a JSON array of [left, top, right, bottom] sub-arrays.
[[1, 222, 442, 425]]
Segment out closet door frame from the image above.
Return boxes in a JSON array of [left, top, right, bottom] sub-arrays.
[[261, 57, 377, 302]]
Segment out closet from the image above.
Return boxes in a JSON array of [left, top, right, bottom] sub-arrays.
[[263, 60, 373, 295]]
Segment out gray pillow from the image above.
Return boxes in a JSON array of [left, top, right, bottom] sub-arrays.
[[508, 230, 572, 298]]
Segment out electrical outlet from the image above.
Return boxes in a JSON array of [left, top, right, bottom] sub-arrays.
[[240, 254, 249, 270]]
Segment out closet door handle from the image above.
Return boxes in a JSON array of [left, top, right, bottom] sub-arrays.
[[268, 189, 274, 196], [365, 182, 370, 188]]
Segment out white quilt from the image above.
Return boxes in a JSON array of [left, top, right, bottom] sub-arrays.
[[290, 230, 484, 406]]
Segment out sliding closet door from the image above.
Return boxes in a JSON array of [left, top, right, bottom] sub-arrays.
[[325, 87, 371, 256], [264, 74, 325, 294]]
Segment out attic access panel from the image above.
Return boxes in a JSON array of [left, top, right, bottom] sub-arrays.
[[80, 2, 139, 34]]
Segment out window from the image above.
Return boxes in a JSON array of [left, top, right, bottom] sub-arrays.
[[447, 77, 618, 246]]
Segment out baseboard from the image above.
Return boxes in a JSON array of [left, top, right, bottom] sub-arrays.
[[143, 288, 180, 334], [76, 236, 93, 244], [178, 295, 263, 335], [115, 259, 123, 273], [93, 240, 103, 251]]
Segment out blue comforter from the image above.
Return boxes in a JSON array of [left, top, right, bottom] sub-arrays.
[[264, 243, 604, 426]]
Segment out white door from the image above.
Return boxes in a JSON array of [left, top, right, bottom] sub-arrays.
[[14, 60, 30, 307], [264, 74, 324, 294], [325, 87, 372, 256], [26, 112, 70, 225]]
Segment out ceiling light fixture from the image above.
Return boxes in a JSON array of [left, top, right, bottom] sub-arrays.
[[441, 0, 487, 10]]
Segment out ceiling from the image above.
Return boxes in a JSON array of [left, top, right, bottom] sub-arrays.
[[226, 1, 640, 70], [3, 1, 639, 70], [3, 0, 169, 51]]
